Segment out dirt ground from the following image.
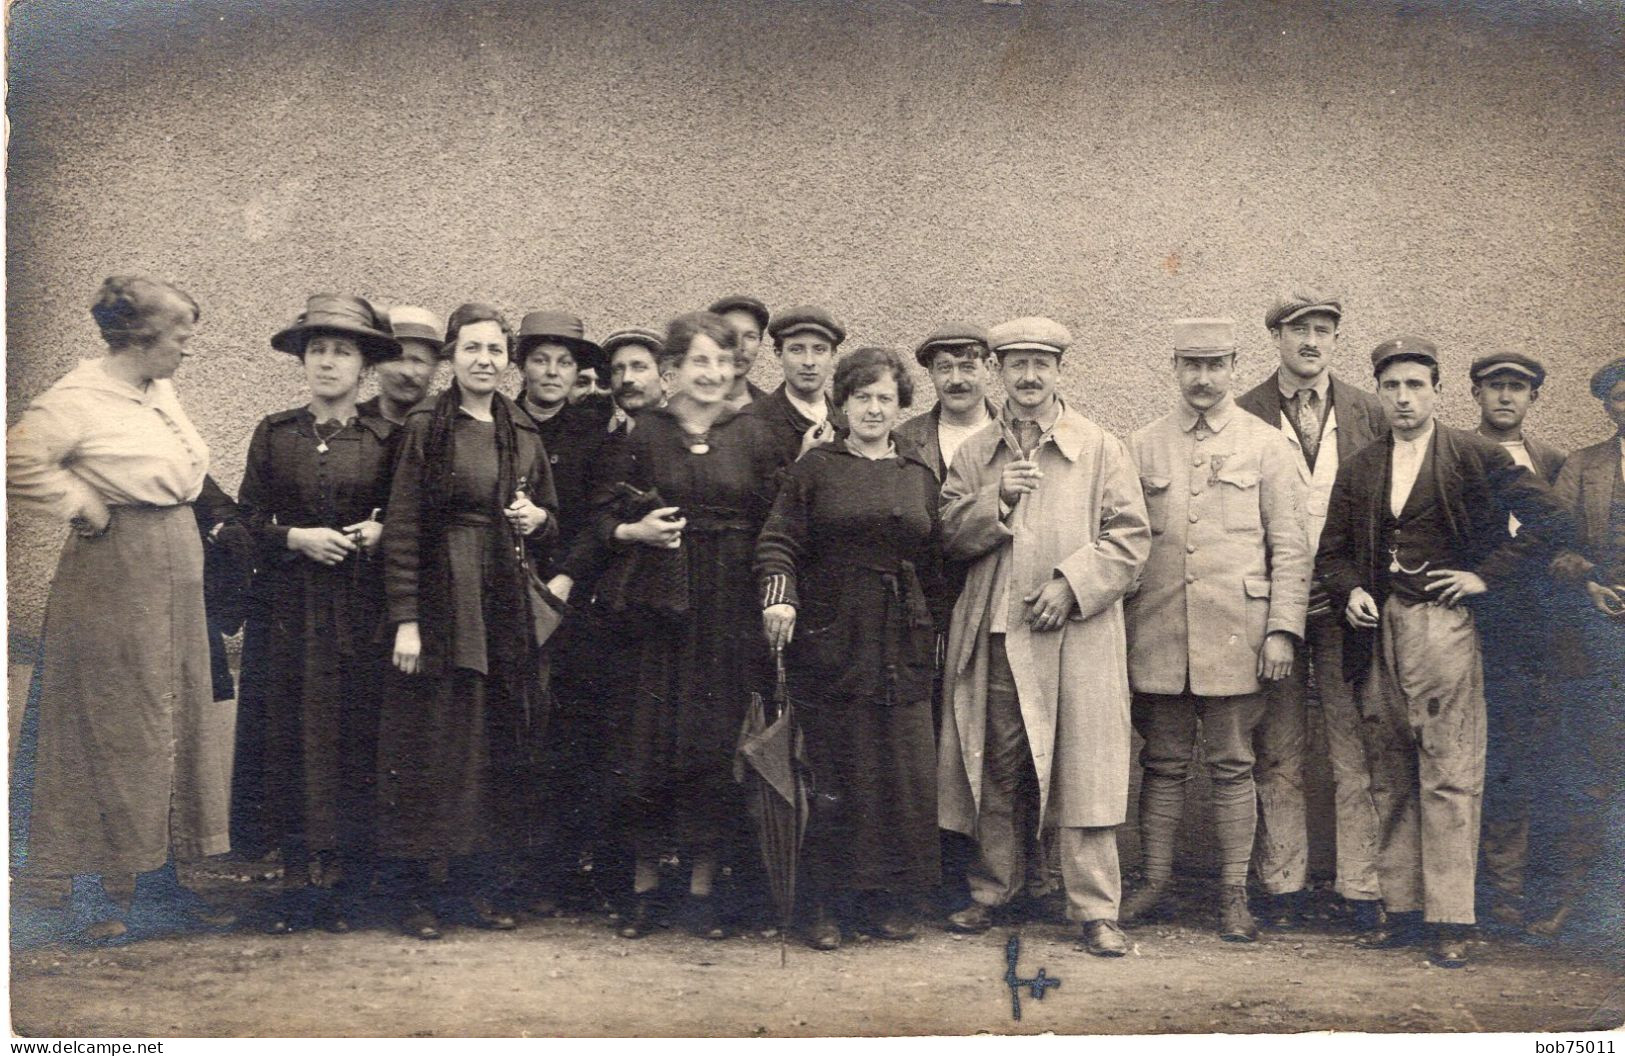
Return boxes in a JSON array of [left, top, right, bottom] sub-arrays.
[[9, 863, 1623, 1038]]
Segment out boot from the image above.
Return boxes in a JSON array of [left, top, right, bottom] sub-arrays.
[[1120, 877, 1174, 925], [1218, 885, 1258, 942]]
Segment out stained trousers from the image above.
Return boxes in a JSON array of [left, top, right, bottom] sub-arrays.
[[1254, 615, 1382, 899], [1132, 689, 1268, 888], [1359, 597, 1486, 924], [966, 636, 1121, 922]]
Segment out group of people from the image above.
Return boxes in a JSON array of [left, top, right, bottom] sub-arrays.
[[8, 277, 1621, 971]]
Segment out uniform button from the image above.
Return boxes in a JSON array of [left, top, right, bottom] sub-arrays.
[[1196, 434, 1207, 442], [1186, 543, 1196, 554], [1193, 456, 1204, 466], [1189, 511, 1200, 523], [1185, 573, 1196, 584]]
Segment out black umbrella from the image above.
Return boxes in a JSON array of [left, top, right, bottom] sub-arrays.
[[734, 650, 811, 965]]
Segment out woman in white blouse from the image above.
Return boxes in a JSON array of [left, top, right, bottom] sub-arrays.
[[7, 275, 236, 942]]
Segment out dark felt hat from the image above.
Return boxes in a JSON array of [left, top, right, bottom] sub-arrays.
[[1469, 351, 1546, 387], [913, 323, 990, 366], [768, 305, 846, 347], [517, 310, 605, 374], [1266, 289, 1343, 330], [1370, 335, 1439, 375], [1590, 356, 1625, 400], [271, 294, 401, 364], [707, 295, 770, 333]]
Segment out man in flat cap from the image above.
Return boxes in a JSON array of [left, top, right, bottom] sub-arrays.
[[1316, 337, 1570, 967], [708, 295, 773, 410], [895, 324, 999, 482], [1121, 319, 1310, 942], [937, 316, 1150, 957], [1539, 357, 1625, 940], [360, 304, 446, 425], [1235, 289, 1389, 931], [604, 327, 666, 429], [745, 305, 848, 464], [1466, 352, 1568, 931]]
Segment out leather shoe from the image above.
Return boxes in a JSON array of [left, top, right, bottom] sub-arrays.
[[1430, 924, 1471, 968], [870, 909, 918, 942], [803, 905, 841, 951], [1078, 918, 1128, 957], [1219, 886, 1258, 943], [467, 896, 518, 930], [1357, 910, 1425, 949], [1257, 889, 1307, 930], [1120, 878, 1174, 925], [946, 902, 993, 934], [1348, 899, 1385, 933], [81, 918, 129, 943], [399, 902, 441, 941], [617, 895, 661, 939], [676, 894, 729, 941]]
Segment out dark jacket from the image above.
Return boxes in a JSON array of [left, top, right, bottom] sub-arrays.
[[522, 395, 618, 584], [1316, 422, 1573, 683], [1234, 371, 1389, 466], [894, 398, 1000, 482], [1550, 435, 1623, 585], [741, 383, 847, 465]]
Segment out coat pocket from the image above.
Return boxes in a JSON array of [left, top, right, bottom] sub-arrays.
[[1244, 575, 1271, 650], [1216, 467, 1262, 532], [1140, 475, 1171, 535]]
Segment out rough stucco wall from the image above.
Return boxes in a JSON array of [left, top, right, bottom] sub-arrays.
[[6, 0, 1623, 633]]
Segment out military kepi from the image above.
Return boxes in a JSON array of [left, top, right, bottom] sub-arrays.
[[768, 305, 846, 347], [271, 294, 401, 364], [1172, 318, 1237, 356], [1468, 352, 1546, 388], [1370, 336, 1439, 375], [988, 316, 1071, 358], [1265, 289, 1342, 330], [913, 323, 989, 366], [1590, 356, 1625, 400]]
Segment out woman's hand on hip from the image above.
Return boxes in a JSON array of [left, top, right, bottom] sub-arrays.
[[763, 604, 797, 652], [504, 490, 549, 536], [392, 621, 422, 675], [288, 526, 358, 565]]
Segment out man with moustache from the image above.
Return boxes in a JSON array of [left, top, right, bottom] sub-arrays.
[[1539, 358, 1625, 940], [895, 324, 999, 481], [709, 295, 773, 409], [745, 305, 848, 463], [937, 317, 1150, 957], [1316, 337, 1569, 967], [359, 305, 444, 424], [1120, 319, 1309, 942], [1465, 353, 1567, 931], [604, 327, 666, 429], [1235, 290, 1389, 931]]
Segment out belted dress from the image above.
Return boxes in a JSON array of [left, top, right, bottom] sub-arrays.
[[754, 441, 946, 895]]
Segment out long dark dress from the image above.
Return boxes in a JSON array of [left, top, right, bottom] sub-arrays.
[[376, 402, 557, 862], [753, 442, 945, 895], [593, 405, 784, 855], [235, 407, 398, 865]]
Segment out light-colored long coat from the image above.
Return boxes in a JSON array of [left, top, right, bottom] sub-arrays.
[[937, 400, 1151, 833], [1125, 396, 1311, 697]]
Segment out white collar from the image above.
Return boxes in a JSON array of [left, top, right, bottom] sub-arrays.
[[1395, 419, 1436, 449], [785, 388, 827, 423]]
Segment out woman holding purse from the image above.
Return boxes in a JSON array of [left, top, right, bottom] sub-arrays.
[[595, 311, 785, 940], [377, 302, 558, 940], [236, 295, 403, 934]]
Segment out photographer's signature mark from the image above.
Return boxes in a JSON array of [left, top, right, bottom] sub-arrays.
[[1004, 933, 1059, 1021]]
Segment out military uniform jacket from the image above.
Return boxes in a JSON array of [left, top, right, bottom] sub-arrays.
[[1126, 395, 1311, 697]]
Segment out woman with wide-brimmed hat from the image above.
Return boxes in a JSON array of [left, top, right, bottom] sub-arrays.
[[7, 275, 236, 942], [234, 295, 404, 934], [376, 302, 559, 939]]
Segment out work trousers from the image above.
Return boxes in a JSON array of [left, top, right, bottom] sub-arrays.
[[1359, 597, 1486, 924], [1132, 688, 1268, 888], [1254, 614, 1382, 899], [966, 636, 1121, 922]]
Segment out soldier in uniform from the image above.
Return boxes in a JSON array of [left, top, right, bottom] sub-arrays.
[[1121, 318, 1310, 942], [1317, 337, 1569, 967]]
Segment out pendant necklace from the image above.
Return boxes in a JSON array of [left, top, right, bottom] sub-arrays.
[[684, 429, 710, 455], [313, 419, 347, 454]]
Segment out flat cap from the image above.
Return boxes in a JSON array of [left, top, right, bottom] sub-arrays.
[[707, 295, 770, 333], [1469, 352, 1546, 387], [913, 322, 989, 366], [387, 304, 446, 352], [988, 316, 1071, 357], [1370, 336, 1439, 375], [768, 305, 846, 347], [1590, 356, 1625, 400], [1172, 317, 1237, 356], [517, 309, 605, 373], [602, 327, 665, 357], [1266, 289, 1343, 330]]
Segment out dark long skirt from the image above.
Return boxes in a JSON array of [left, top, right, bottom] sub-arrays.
[[800, 693, 941, 896]]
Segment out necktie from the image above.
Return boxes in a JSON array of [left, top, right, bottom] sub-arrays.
[[1293, 389, 1322, 465], [1014, 420, 1043, 460]]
